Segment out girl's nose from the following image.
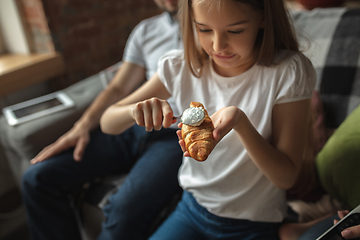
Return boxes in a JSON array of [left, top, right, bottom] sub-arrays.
[[213, 33, 228, 53]]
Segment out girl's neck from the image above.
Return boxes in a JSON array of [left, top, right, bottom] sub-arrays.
[[212, 57, 257, 78]]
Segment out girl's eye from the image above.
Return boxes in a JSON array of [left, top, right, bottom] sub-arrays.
[[199, 29, 212, 33], [228, 30, 244, 34]]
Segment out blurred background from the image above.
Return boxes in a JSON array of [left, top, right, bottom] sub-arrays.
[[0, 0, 360, 239], [0, 0, 160, 239]]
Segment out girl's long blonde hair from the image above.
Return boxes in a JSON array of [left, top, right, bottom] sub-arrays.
[[179, 0, 300, 77]]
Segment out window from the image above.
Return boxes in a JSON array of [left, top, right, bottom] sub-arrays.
[[0, 26, 5, 54], [0, 0, 31, 54]]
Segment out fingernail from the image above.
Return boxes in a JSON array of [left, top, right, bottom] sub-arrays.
[[342, 229, 353, 238]]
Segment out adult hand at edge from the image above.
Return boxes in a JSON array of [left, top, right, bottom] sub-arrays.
[[335, 210, 360, 239], [30, 123, 91, 164]]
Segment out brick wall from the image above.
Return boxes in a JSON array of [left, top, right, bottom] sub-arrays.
[[18, 0, 54, 53], [20, 0, 161, 88]]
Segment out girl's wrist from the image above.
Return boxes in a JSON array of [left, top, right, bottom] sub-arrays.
[[233, 108, 247, 133]]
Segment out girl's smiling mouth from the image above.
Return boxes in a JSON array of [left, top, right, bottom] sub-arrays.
[[213, 54, 236, 60]]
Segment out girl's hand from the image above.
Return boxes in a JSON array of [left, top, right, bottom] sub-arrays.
[[176, 125, 191, 157], [211, 106, 244, 145], [176, 106, 244, 156], [132, 97, 176, 132]]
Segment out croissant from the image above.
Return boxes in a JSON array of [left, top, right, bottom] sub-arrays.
[[181, 102, 215, 161]]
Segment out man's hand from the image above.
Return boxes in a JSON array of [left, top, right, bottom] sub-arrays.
[[30, 62, 148, 164], [30, 123, 91, 164]]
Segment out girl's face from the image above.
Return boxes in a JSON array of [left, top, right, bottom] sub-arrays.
[[192, 1, 264, 77]]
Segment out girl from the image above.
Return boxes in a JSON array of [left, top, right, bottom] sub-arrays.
[[100, 0, 316, 239]]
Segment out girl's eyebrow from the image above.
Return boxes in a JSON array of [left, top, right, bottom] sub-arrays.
[[228, 20, 249, 26], [193, 20, 249, 26]]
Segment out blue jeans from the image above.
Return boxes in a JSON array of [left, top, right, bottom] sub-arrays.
[[149, 191, 281, 240], [299, 215, 339, 240], [21, 125, 183, 240]]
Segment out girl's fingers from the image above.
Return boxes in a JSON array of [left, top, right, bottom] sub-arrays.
[[161, 101, 174, 128], [133, 102, 145, 127], [152, 100, 163, 131], [176, 130, 187, 152], [178, 139, 186, 152], [177, 128, 190, 156], [176, 130, 183, 141], [143, 100, 154, 132], [133, 98, 174, 131]]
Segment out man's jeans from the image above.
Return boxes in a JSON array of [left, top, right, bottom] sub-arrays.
[[150, 191, 281, 240], [21, 125, 183, 240]]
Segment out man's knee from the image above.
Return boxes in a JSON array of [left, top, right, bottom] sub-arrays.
[[22, 164, 44, 194], [21, 161, 58, 195]]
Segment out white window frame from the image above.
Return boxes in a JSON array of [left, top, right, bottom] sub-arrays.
[[0, 0, 31, 54], [0, 26, 6, 54]]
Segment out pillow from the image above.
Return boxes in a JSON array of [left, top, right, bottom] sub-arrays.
[[316, 103, 360, 209]]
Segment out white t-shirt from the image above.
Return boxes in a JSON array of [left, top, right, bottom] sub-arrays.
[[122, 12, 182, 116], [157, 49, 316, 222]]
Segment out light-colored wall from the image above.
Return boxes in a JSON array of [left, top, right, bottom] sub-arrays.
[[0, 0, 31, 54]]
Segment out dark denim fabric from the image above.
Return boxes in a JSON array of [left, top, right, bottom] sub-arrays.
[[150, 191, 281, 240], [21, 125, 183, 240], [299, 215, 339, 240]]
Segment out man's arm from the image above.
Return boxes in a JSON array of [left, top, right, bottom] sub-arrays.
[[77, 62, 146, 131], [31, 62, 146, 163]]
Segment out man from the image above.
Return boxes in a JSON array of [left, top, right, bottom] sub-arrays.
[[21, 0, 182, 239]]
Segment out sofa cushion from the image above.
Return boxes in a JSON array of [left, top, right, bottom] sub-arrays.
[[316, 103, 360, 209], [0, 73, 103, 183], [291, 8, 360, 129]]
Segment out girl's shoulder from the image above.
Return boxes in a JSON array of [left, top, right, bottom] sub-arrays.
[[160, 49, 184, 62], [274, 50, 313, 69], [158, 49, 188, 79], [158, 49, 186, 71], [272, 51, 316, 103], [272, 50, 316, 78]]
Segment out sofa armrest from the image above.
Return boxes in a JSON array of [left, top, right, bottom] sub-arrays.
[[0, 73, 103, 183]]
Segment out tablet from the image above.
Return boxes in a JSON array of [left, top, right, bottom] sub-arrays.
[[2, 91, 75, 126]]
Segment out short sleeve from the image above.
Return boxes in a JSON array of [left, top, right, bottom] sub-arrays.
[[122, 23, 146, 67], [276, 53, 317, 104], [157, 49, 185, 96]]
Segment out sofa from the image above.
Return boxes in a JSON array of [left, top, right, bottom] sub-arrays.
[[0, 6, 359, 240]]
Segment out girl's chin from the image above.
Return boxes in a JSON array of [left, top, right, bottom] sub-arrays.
[[212, 64, 237, 77], [213, 60, 236, 70]]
